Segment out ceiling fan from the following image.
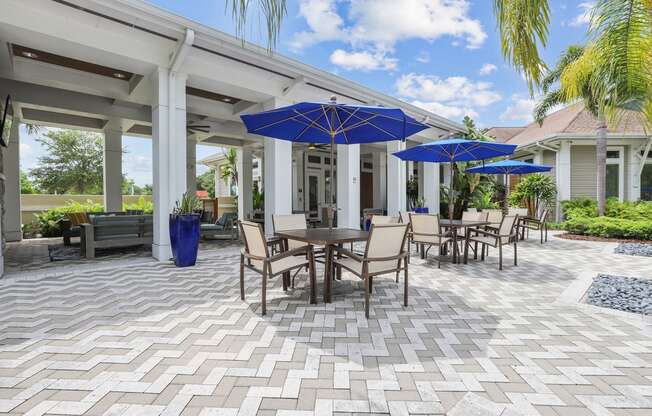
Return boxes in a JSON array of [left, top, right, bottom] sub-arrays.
[[307, 143, 328, 151]]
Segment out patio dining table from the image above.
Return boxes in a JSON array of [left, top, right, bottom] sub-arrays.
[[274, 228, 368, 303], [439, 219, 490, 264]]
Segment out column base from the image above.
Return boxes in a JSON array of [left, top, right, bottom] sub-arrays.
[[5, 231, 22, 242], [152, 243, 172, 261]]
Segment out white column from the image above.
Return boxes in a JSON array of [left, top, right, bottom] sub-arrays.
[[387, 141, 406, 215], [556, 141, 572, 221], [263, 99, 292, 234], [186, 136, 197, 193], [152, 67, 187, 260], [4, 116, 21, 241], [337, 144, 360, 229], [629, 145, 641, 201], [237, 146, 253, 221], [372, 152, 386, 210], [417, 163, 424, 200], [423, 162, 440, 214], [103, 120, 123, 212]]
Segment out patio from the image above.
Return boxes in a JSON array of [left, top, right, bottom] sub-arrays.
[[0, 232, 651, 416]]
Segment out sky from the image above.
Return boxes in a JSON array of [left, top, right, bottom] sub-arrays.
[[20, 0, 595, 187]]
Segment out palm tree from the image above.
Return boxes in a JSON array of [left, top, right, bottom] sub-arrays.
[[495, 0, 652, 215], [220, 148, 238, 196], [533, 45, 609, 216], [226, 0, 287, 49]]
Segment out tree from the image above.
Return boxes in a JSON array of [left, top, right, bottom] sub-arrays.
[[533, 45, 609, 216], [220, 148, 238, 196], [30, 129, 104, 194], [226, 0, 287, 49], [20, 171, 38, 194], [495, 0, 652, 216], [196, 169, 216, 198]]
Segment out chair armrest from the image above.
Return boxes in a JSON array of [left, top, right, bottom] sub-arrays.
[[472, 228, 499, 238], [241, 250, 269, 262], [364, 252, 409, 262], [331, 246, 363, 262], [269, 246, 312, 261]]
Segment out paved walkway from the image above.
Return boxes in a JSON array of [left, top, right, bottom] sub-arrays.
[[0, 233, 651, 415]]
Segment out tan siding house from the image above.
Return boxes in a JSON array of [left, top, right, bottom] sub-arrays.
[[487, 104, 652, 221]]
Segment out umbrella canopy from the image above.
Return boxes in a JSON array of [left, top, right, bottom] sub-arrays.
[[465, 160, 552, 175], [392, 138, 517, 162], [241, 97, 429, 230], [240, 100, 428, 144], [392, 138, 517, 220]]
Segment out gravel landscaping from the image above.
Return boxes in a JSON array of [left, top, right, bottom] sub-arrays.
[[585, 274, 652, 315], [614, 242, 652, 257]]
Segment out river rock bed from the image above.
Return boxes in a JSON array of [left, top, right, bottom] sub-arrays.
[[585, 274, 652, 315], [614, 242, 652, 257]]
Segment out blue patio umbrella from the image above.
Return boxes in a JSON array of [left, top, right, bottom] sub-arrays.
[[465, 160, 552, 175], [393, 138, 517, 220], [241, 96, 429, 229]]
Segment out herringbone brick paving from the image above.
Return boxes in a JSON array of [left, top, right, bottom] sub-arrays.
[[0, 233, 651, 415]]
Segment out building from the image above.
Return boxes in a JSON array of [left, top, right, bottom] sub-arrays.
[[487, 103, 652, 220], [0, 0, 464, 275]]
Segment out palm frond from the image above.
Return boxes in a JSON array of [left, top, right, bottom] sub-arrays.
[[541, 45, 584, 93], [227, 0, 287, 50], [493, 0, 550, 93], [533, 90, 565, 125]]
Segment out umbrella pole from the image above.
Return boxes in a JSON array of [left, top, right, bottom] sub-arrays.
[[328, 134, 335, 232], [449, 162, 455, 220]]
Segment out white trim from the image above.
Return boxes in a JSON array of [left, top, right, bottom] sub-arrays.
[[606, 146, 625, 201]]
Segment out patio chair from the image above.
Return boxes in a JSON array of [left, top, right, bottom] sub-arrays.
[[332, 223, 409, 318], [272, 214, 325, 287], [459, 211, 488, 254], [508, 207, 529, 216], [239, 220, 316, 315], [484, 209, 503, 231], [409, 213, 451, 268], [464, 215, 519, 270], [201, 212, 238, 240], [518, 209, 550, 243], [371, 215, 399, 225], [61, 212, 88, 246]]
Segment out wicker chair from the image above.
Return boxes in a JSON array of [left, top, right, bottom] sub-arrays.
[[464, 215, 519, 270], [332, 223, 409, 318], [409, 213, 452, 268], [239, 220, 316, 315]]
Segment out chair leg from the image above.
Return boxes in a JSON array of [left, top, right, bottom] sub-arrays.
[[474, 241, 478, 260], [364, 273, 370, 318], [262, 264, 268, 315], [514, 241, 518, 266], [308, 252, 316, 304], [481, 244, 485, 261], [403, 258, 408, 307], [498, 244, 503, 271], [240, 254, 245, 301], [463, 238, 469, 264], [369, 276, 373, 293]]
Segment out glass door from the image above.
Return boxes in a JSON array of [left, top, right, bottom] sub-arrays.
[[305, 168, 324, 222]]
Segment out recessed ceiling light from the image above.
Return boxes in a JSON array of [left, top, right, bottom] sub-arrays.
[[223, 98, 232, 102], [22, 51, 38, 59], [113, 72, 127, 79]]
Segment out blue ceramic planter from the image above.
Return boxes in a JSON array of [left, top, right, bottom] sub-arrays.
[[169, 213, 200, 267], [414, 207, 429, 213]]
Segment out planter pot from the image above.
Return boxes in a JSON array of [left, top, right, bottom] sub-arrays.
[[414, 207, 429, 214], [169, 213, 201, 267]]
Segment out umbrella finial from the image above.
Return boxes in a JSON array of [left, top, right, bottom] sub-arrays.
[[329, 95, 337, 104]]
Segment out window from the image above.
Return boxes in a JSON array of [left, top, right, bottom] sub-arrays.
[[642, 164, 652, 201], [307, 155, 321, 164], [605, 146, 624, 201]]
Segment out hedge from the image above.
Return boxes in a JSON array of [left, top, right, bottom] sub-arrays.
[[564, 216, 652, 240]]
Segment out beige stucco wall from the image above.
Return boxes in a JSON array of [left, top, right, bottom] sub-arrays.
[[20, 194, 152, 224]]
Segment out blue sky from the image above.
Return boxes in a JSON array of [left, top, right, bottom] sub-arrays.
[[20, 0, 595, 186]]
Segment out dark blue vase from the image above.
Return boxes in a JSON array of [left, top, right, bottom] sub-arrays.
[[414, 207, 429, 213], [169, 213, 200, 267]]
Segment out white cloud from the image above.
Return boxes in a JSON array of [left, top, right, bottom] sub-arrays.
[[416, 51, 430, 63], [478, 63, 497, 76], [499, 95, 536, 122], [329, 49, 397, 71], [395, 72, 501, 121], [570, 2, 594, 27], [291, 0, 487, 71]]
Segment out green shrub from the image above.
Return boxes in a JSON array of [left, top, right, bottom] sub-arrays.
[[564, 216, 652, 240], [35, 200, 103, 237], [123, 196, 153, 214], [561, 198, 598, 219]]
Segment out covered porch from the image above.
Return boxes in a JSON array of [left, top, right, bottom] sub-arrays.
[[0, 0, 462, 275]]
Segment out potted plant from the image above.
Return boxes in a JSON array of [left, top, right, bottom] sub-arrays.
[[169, 192, 201, 267], [414, 197, 429, 213]]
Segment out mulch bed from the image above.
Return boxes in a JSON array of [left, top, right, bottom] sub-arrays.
[[555, 233, 652, 244]]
